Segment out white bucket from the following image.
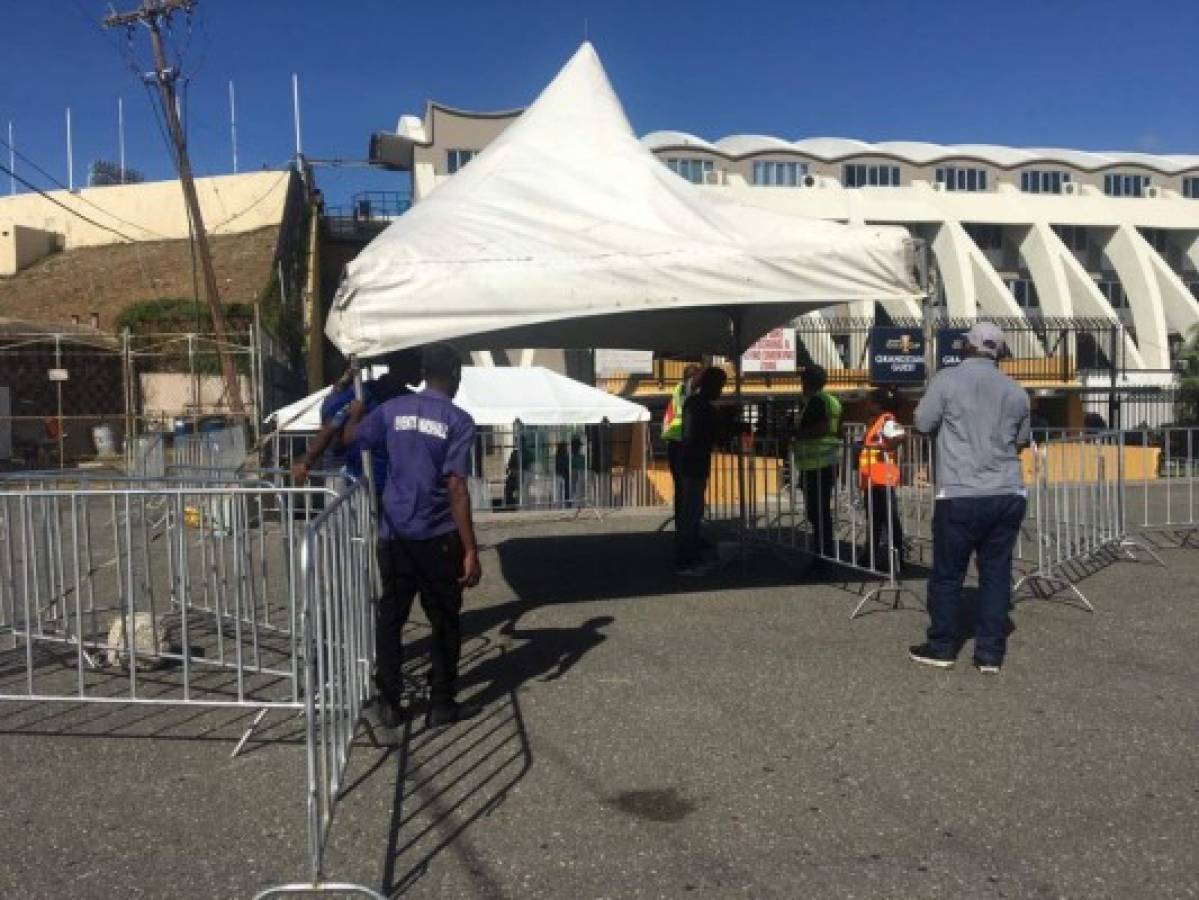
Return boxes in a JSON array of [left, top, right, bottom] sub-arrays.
[[92, 424, 119, 457]]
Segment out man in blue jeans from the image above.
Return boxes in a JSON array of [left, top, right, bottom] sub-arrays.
[[910, 323, 1030, 674]]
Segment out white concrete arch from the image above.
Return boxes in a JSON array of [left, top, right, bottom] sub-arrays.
[[930, 221, 1025, 319], [1101, 225, 1171, 369]]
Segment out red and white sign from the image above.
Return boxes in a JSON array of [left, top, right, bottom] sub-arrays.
[[741, 327, 797, 373]]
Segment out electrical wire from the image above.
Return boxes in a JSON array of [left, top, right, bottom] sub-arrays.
[[0, 161, 139, 243], [0, 135, 171, 240]]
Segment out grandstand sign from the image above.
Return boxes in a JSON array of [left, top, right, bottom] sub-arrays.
[[936, 328, 970, 369], [869, 326, 925, 383], [742, 327, 797, 373]]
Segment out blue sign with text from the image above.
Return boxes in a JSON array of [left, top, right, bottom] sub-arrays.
[[936, 328, 970, 369], [869, 327, 925, 383]]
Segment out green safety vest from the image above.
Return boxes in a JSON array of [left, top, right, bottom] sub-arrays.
[[793, 391, 843, 471], [662, 380, 688, 442]]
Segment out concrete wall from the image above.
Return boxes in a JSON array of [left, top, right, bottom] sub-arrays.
[[139, 372, 255, 418], [0, 223, 58, 275], [0, 171, 293, 251]]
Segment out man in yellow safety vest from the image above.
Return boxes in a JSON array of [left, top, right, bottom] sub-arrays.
[[792, 364, 843, 564], [663, 364, 703, 529], [857, 387, 905, 571]]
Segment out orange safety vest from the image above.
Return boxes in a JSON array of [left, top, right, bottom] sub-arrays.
[[858, 412, 901, 490]]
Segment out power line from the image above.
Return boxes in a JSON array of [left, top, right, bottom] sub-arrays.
[[0, 161, 139, 243], [106, 0, 246, 416], [0, 134, 171, 240]]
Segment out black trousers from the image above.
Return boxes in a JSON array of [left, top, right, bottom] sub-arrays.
[[674, 474, 708, 567], [376, 531, 465, 708], [801, 465, 838, 557], [667, 440, 684, 524]]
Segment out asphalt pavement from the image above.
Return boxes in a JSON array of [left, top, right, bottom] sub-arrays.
[[1, 510, 1196, 899]]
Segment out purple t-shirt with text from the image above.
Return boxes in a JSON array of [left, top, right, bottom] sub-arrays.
[[355, 388, 476, 541]]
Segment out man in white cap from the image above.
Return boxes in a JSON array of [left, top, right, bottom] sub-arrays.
[[909, 322, 1030, 674]]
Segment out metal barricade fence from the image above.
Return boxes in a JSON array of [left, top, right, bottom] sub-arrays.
[[0, 473, 383, 897], [1013, 431, 1160, 609], [258, 477, 383, 899], [171, 425, 248, 474], [700, 432, 920, 616], [0, 478, 328, 720], [1122, 427, 1199, 539]]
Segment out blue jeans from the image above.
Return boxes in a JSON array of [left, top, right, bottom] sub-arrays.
[[927, 494, 1026, 663]]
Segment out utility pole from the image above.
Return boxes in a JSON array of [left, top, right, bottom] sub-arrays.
[[105, 0, 245, 415]]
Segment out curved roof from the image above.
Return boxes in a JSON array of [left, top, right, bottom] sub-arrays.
[[636, 131, 1199, 174], [641, 130, 719, 152], [713, 134, 797, 155]]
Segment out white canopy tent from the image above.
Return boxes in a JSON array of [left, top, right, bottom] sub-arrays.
[[266, 366, 650, 432], [326, 43, 922, 359]]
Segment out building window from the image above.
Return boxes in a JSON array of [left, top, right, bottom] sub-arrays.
[[1103, 173, 1150, 197], [1020, 170, 1072, 194], [964, 223, 1003, 251], [1006, 278, 1040, 310], [842, 164, 900, 188], [1096, 279, 1130, 310], [446, 149, 477, 174], [752, 160, 808, 186], [936, 166, 988, 192], [1139, 228, 1170, 254], [1184, 177, 1199, 198], [665, 157, 714, 184], [1054, 225, 1088, 253]]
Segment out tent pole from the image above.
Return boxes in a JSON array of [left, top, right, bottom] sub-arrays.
[[730, 311, 748, 537], [353, 360, 381, 602]]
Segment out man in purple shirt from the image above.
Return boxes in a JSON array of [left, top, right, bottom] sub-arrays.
[[345, 344, 482, 728]]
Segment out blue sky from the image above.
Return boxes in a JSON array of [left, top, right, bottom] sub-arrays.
[[2, 0, 1198, 206]]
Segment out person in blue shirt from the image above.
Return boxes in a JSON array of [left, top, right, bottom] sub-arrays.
[[290, 350, 421, 490], [344, 343, 482, 729]]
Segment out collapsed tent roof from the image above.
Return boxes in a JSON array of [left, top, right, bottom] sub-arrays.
[[267, 366, 650, 431], [326, 43, 922, 358]]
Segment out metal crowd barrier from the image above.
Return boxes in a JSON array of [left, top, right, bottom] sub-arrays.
[[0, 472, 385, 897], [172, 425, 249, 473], [1014, 433, 1119, 609], [268, 424, 662, 514], [257, 478, 384, 899], [1123, 427, 1199, 542], [702, 433, 925, 618]]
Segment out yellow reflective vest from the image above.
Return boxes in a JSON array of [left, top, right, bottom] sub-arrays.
[[793, 391, 843, 471], [662, 380, 688, 442]]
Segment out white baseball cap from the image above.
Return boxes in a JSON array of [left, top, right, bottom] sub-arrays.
[[965, 322, 1005, 357]]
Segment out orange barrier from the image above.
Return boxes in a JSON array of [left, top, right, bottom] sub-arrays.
[[1020, 443, 1159, 484]]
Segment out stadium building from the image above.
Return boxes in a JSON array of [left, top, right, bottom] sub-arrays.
[[372, 103, 1199, 398]]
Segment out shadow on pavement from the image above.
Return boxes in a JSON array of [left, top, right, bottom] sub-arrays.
[[377, 646, 533, 897]]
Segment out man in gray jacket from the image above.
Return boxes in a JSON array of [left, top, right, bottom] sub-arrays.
[[909, 323, 1030, 674]]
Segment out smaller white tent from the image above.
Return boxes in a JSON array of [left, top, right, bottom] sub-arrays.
[[266, 366, 649, 432]]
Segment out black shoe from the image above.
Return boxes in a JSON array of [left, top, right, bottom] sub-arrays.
[[376, 699, 406, 729], [973, 657, 1002, 675], [908, 643, 956, 669], [425, 700, 481, 729]]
